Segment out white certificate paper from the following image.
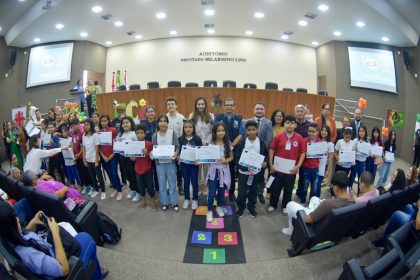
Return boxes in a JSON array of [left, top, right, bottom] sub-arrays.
[[25, 121, 40, 137], [153, 145, 175, 159], [59, 138, 71, 148], [307, 142, 328, 158], [113, 139, 125, 154], [98, 132, 112, 146], [42, 133, 52, 147], [371, 145, 383, 157], [124, 141, 145, 157], [339, 151, 356, 165], [62, 148, 75, 165], [273, 156, 296, 174], [180, 146, 196, 164], [239, 150, 264, 171], [385, 151, 395, 162], [357, 142, 372, 157], [196, 146, 221, 163]]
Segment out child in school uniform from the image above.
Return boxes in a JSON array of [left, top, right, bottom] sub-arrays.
[[234, 120, 268, 218], [60, 125, 81, 189], [366, 127, 383, 179], [349, 125, 369, 192], [178, 119, 203, 210], [317, 125, 334, 195], [47, 122, 66, 184], [335, 127, 356, 175]]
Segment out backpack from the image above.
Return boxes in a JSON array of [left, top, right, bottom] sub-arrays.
[[97, 211, 122, 245]]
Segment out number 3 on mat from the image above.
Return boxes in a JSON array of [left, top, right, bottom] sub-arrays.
[[223, 234, 233, 242]]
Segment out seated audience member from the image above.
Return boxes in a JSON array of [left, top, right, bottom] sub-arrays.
[[406, 165, 418, 185], [371, 199, 419, 248], [282, 171, 354, 235], [9, 154, 23, 180], [379, 168, 406, 194], [0, 200, 108, 279], [350, 172, 379, 203]]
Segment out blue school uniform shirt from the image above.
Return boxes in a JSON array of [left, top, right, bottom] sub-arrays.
[[214, 112, 244, 142]]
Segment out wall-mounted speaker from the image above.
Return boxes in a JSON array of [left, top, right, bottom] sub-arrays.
[[403, 50, 410, 69], [9, 49, 17, 67]]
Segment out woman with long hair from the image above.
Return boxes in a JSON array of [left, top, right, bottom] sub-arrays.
[[314, 103, 337, 142], [5, 121, 23, 169], [271, 109, 285, 137], [377, 130, 397, 189]]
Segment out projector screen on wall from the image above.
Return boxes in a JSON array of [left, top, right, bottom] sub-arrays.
[[26, 42, 74, 88], [348, 45, 397, 93]]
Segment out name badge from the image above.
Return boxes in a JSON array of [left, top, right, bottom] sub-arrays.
[[285, 141, 291, 150]]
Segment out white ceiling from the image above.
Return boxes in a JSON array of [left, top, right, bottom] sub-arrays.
[[0, 0, 419, 49]]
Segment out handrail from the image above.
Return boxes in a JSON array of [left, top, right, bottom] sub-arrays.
[[335, 98, 385, 127]]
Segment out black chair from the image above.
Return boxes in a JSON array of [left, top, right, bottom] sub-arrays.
[[0, 236, 94, 280], [288, 203, 367, 257], [185, 82, 199, 87], [296, 88, 308, 93], [167, 81, 181, 87], [265, 82, 278, 90], [203, 80, 217, 87], [118, 85, 127, 91], [318, 91, 328, 96], [282, 88, 293, 92], [0, 171, 24, 201], [147, 81, 160, 89], [129, 84, 141, 90], [223, 80, 236, 88], [372, 189, 409, 228], [243, 83, 257, 89], [403, 182, 420, 205]]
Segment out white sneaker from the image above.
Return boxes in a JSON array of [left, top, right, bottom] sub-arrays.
[[282, 208, 288, 215], [216, 207, 225, 217], [127, 190, 135, 199], [91, 191, 100, 198], [100, 192, 107, 200], [87, 188, 94, 196], [267, 206, 275, 213], [282, 227, 293, 236], [132, 192, 142, 202], [191, 200, 198, 210], [81, 186, 88, 194], [110, 190, 117, 198], [182, 200, 190, 209], [206, 211, 213, 222]]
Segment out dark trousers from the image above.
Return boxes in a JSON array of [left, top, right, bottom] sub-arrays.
[[177, 164, 183, 187], [349, 160, 365, 193], [296, 168, 304, 199], [269, 172, 296, 209], [48, 156, 66, 184], [120, 157, 138, 192], [86, 95, 93, 117], [335, 164, 351, 175], [236, 173, 258, 211], [365, 157, 378, 179], [101, 157, 122, 192], [413, 145, 420, 168], [87, 162, 105, 192], [117, 154, 127, 184], [180, 163, 199, 200], [297, 167, 319, 203], [76, 159, 92, 186], [152, 161, 160, 192], [228, 160, 236, 195], [135, 169, 155, 197], [80, 99, 85, 113]]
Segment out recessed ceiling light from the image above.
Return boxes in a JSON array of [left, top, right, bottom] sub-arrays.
[[298, 20, 308, 26], [207, 29, 215, 34], [245, 30, 253, 35], [381, 36, 389, 42], [135, 35, 143, 39], [18, 0, 25, 2], [55, 23, 64, 30], [33, 38, 40, 43], [0, 27, 2, 31], [204, 9, 215, 16], [254, 12, 264, 19], [333, 31, 342, 36], [355, 21, 365, 28], [312, 41, 319, 46], [156, 12, 166, 19], [114, 21, 123, 27], [170, 30, 177, 35], [318, 4, 329, 12], [80, 32, 88, 37], [91, 6, 103, 13], [105, 41, 112, 45], [281, 34, 289, 40]]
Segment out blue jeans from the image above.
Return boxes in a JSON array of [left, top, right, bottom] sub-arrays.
[[14, 198, 33, 228], [65, 165, 81, 186], [377, 161, 392, 188], [75, 232, 102, 280], [101, 156, 122, 192], [208, 176, 225, 211], [297, 167, 319, 203], [349, 160, 366, 193], [180, 163, 199, 201], [365, 157, 378, 179], [156, 162, 178, 206]]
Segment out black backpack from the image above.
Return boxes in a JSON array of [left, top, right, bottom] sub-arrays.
[[97, 211, 122, 245]]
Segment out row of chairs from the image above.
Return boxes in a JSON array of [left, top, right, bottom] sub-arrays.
[[117, 81, 311, 93], [339, 222, 420, 279], [288, 182, 420, 257]]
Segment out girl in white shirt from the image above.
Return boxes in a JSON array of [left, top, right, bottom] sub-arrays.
[[317, 125, 334, 197], [349, 125, 369, 192], [334, 128, 356, 175], [82, 118, 105, 200]]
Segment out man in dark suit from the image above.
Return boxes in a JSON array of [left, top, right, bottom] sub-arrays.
[[350, 108, 363, 139]]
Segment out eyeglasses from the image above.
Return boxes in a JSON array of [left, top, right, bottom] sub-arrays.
[[224, 104, 235, 107]]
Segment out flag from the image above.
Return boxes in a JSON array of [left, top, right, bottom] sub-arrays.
[[386, 109, 405, 128], [124, 70, 127, 85], [111, 72, 115, 92], [115, 70, 121, 88]]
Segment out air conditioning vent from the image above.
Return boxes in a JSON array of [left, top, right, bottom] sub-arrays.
[[101, 14, 113, 20], [283, 31, 294, 35], [126, 31, 135, 36], [204, 24, 215, 28], [304, 12, 318, 19], [201, 0, 214, 5]]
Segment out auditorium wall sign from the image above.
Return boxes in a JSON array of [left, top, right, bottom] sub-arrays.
[[181, 52, 246, 62]]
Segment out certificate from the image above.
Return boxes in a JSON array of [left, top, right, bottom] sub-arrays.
[[196, 146, 221, 163], [153, 145, 175, 160], [98, 132, 113, 146], [307, 142, 328, 158], [180, 146, 196, 164], [62, 148, 75, 166], [338, 151, 356, 165], [273, 156, 295, 174], [239, 150, 264, 172], [113, 140, 125, 154], [25, 121, 40, 137], [59, 138, 71, 148], [384, 151, 395, 162], [42, 133, 51, 147], [371, 145, 383, 157], [124, 141, 145, 157], [357, 142, 372, 157]]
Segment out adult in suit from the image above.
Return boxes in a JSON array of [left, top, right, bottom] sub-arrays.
[[350, 108, 364, 139]]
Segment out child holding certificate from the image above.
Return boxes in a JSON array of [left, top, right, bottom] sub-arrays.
[[334, 128, 356, 175], [152, 114, 180, 212], [61, 126, 80, 189], [377, 130, 397, 189], [99, 114, 122, 201], [366, 127, 383, 179], [47, 122, 66, 184], [206, 122, 233, 222], [317, 125, 334, 197], [178, 119, 202, 210], [234, 120, 268, 218], [349, 125, 369, 192]]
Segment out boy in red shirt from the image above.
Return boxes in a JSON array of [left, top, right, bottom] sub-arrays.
[[131, 124, 158, 211], [268, 115, 306, 214]]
